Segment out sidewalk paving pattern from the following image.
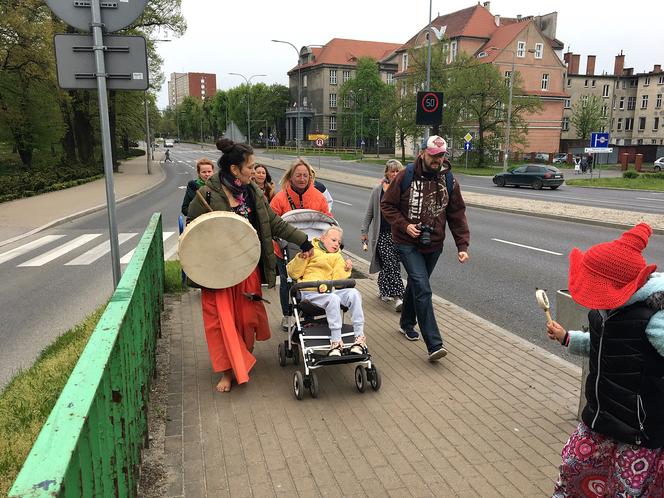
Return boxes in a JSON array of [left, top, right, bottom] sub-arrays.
[[160, 268, 581, 497]]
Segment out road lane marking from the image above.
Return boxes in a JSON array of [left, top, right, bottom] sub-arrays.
[[18, 234, 101, 266], [335, 200, 352, 206], [0, 235, 66, 265], [636, 197, 664, 202], [65, 233, 137, 266], [491, 238, 563, 256], [120, 231, 175, 264]]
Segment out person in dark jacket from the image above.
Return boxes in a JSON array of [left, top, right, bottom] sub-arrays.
[[381, 135, 470, 361], [181, 158, 215, 217], [546, 223, 664, 497]]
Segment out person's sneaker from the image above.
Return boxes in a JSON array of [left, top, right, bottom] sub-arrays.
[[394, 298, 403, 312], [280, 316, 290, 331], [380, 295, 394, 302], [428, 346, 448, 362], [399, 327, 420, 341]]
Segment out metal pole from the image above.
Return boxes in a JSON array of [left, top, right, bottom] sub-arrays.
[[423, 0, 433, 144], [91, 0, 121, 287], [144, 92, 152, 174], [297, 65, 301, 154], [503, 51, 515, 172], [247, 83, 251, 146], [377, 119, 380, 158]]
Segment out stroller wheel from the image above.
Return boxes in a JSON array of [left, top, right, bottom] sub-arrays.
[[293, 371, 304, 400], [308, 372, 319, 398], [278, 342, 286, 367], [291, 343, 300, 365], [368, 366, 382, 391], [354, 365, 367, 393]]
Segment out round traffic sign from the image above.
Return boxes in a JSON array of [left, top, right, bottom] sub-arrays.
[[420, 92, 440, 113], [315, 138, 324, 147], [46, 0, 148, 33]]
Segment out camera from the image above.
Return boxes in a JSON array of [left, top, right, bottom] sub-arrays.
[[418, 223, 434, 246]]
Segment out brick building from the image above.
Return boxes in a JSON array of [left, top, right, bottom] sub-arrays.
[[168, 72, 217, 107]]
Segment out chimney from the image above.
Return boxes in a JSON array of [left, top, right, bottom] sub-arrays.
[[494, 14, 500, 26], [569, 54, 580, 75], [614, 52, 625, 76], [564, 51, 572, 66], [483, 1, 491, 11], [654, 64, 662, 73], [586, 55, 596, 76]]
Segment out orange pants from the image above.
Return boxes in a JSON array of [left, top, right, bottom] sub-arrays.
[[201, 268, 270, 384]]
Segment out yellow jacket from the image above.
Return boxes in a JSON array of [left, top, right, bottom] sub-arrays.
[[287, 238, 350, 282]]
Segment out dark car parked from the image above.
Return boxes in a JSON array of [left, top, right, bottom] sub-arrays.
[[493, 164, 564, 190]]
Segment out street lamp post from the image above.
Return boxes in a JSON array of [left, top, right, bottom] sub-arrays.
[[228, 72, 265, 146], [503, 49, 516, 172], [370, 118, 380, 158], [271, 39, 301, 155]]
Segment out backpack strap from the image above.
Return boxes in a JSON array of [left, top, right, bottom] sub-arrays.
[[400, 163, 454, 199]]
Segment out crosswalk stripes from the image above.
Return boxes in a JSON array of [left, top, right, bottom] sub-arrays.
[[0, 235, 65, 265], [120, 232, 175, 264], [18, 234, 102, 267], [65, 233, 138, 266]]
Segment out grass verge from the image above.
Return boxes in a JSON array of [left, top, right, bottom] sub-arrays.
[[565, 177, 664, 191], [0, 306, 104, 496], [164, 260, 187, 293]]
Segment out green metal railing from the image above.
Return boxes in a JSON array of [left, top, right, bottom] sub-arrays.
[[9, 213, 165, 497]]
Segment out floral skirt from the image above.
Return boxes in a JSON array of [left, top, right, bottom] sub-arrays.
[[553, 422, 664, 497], [376, 231, 404, 299]]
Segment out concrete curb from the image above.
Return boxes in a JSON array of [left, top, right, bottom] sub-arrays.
[[0, 161, 167, 249]]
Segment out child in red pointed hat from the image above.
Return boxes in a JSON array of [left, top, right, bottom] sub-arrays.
[[546, 223, 664, 497]]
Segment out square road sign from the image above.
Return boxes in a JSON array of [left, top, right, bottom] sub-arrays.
[[590, 132, 610, 148]]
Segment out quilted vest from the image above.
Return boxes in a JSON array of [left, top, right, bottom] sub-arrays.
[[582, 302, 664, 448]]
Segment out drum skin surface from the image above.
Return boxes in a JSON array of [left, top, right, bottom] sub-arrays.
[[179, 211, 260, 289]]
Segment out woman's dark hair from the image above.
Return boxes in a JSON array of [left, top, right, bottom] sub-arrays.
[[216, 138, 253, 174]]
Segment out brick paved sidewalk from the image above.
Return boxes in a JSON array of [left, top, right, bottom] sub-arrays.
[[159, 267, 581, 497]]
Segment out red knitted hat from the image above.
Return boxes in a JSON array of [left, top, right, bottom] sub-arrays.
[[568, 223, 657, 309]]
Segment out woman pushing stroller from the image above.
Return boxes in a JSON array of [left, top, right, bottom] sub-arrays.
[[287, 226, 367, 357]]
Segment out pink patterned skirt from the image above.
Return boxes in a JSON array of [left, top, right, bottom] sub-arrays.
[[554, 422, 664, 497]]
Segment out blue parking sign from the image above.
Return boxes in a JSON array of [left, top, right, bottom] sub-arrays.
[[463, 142, 472, 151], [591, 132, 610, 148]]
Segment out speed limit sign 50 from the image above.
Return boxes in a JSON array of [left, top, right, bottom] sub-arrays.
[[415, 91, 444, 126]]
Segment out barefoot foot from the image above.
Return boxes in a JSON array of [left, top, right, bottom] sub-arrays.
[[216, 371, 233, 393]]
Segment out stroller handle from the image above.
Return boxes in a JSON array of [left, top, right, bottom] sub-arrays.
[[290, 279, 356, 296]]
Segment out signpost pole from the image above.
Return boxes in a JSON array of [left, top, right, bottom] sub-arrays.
[[91, 0, 121, 287], [465, 149, 468, 169]]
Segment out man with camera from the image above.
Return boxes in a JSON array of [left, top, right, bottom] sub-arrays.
[[381, 136, 470, 361]]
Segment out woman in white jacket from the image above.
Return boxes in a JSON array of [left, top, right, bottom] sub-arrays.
[[361, 160, 405, 311]]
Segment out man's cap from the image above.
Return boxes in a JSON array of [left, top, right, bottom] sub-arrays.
[[424, 135, 447, 155]]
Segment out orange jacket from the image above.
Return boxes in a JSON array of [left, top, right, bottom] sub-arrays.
[[270, 183, 332, 258]]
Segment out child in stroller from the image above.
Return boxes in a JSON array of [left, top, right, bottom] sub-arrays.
[[287, 226, 367, 356]]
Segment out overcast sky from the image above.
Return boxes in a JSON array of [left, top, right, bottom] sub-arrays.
[[155, 0, 659, 109]]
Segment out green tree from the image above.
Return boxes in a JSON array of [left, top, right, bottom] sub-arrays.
[[570, 95, 607, 141]]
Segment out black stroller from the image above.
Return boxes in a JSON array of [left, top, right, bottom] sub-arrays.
[[276, 210, 381, 400]]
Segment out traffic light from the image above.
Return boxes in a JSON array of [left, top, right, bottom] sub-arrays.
[[416, 91, 443, 126]]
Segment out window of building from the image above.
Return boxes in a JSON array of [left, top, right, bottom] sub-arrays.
[[329, 69, 337, 85], [402, 53, 408, 70], [627, 96, 636, 110], [564, 98, 571, 108], [659, 75, 664, 84], [541, 73, 549, 90], [602, 105, 608, 117], [637, 139, 643, 145], [657, 94, 662, 108], [328, 137, 337, 147], [644, 76, 651, 86], [630, 79, 637, 88], [343, 70, 351, 83], [602, 84, 610, 97], [516, 41, 526, 58], [303, 75, 307, 87], [567, 78, 571, 87], [590, 79, 595, 87], [639, 117, 646, 130], [329, 115, 336, 131], [625, 118, 634, 131], [641, 95, 649, 109], [584, 79, 589, 87], [561, 116, 569, 131], [329, 93, 337, 108], [450, 40, 458, 62], [302, 96, 308, 107], [617, 118, 623, 131], [386, 73, 394, 85], [616, 80, 620, 88], [534, 43, 543, 59], [344, 95, 352, 108], [654, 117, 659, 131], [582, 95, 589, 103], [619, 96, 625, 109]]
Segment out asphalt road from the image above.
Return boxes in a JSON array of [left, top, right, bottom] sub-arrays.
[[2, 144, 662, 387], [267, 152, 664, 215]]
